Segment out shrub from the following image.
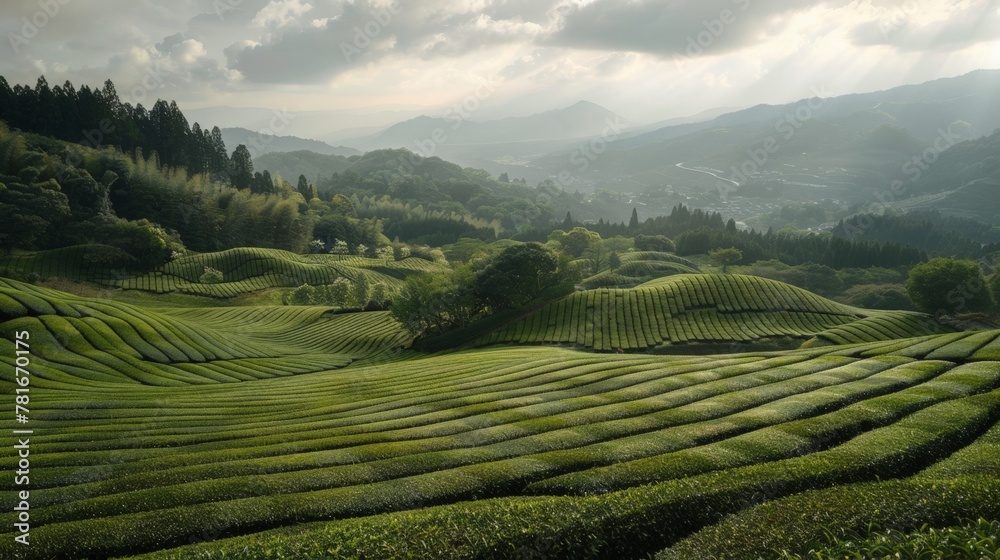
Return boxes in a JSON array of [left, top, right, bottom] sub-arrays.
[[198, 266, 224, 284], [781, 518, 1000, 559], [905, 258, 993, 314], [307, 238, 326, 253], [290, 283, 316, 305], [841, 283, 914, 310], [634, 234, 675, 253], [329, 239, 349, 255]]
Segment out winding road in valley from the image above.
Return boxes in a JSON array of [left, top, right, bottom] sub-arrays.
[[674, 162, 739, 186]]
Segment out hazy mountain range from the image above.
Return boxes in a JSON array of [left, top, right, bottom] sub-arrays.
[[240, 69, 1000, 223], [220, 128, 360, 158]]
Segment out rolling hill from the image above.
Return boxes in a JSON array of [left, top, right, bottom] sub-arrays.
[[579, 251, 702, 289], [0, 247, 448, 299], [219, 127, 361, 158], [474, 274, 945, 352], [252, 150, 353, 183], [523, 69, 1000, 205], [363, 100, 629, 150], [0, 278, 408, 386], [0, 275, 998, 559]]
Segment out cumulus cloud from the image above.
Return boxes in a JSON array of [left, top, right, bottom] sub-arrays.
[[225, 0, 410, 83], [1, 0, 998, 122], [500, 49, 561, 79], [252, 0, 314, 29], [545, 0, 850, 58], [223, 0, 554, 83], [595, 52, 643, 76], [850, 0, 1000, 52]]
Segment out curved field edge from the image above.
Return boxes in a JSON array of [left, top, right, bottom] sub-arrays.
[[0, 246, 447, 298], [0, 336, 995, 559], [579, 251, 701, 289], [657, 477, 1000, 559], [0, 277, 410, 385], [108, 390, 1000, 559], [472, 274, 945, 352], [775, 518, 1000, 559], [118, 478, 1000, 560], [659, 415, 1000, 558]]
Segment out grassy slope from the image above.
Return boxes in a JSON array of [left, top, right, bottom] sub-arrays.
[[0, 278, 409, 386], [0, 278, 997, 559], [579, 251, 701, 289], [474, 274, 946, 351], [0, 246, 448, 298]]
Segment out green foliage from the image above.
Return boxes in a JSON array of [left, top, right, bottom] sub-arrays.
[[326, 277, 353, 307], [781, 518, 1000, 559], [708, 247, 742, 272], [273, 276, 392, 308], [0, 177, 71, 252], [669, 209, 925, 270], [0, 277, 408, 386], [659, 476, 1000, 560], [834, 209, 1000, 259], [991, 273, 1000, 311], [1, 273, 999, 559], [580, 252, 700, 289], [474, 243, 559, 311], [634, 234, 675, 253], [608, 251, 621, 271], [391, 266, 481, 335], [229, 144, 254, 190], [289, 283, 317, 305], [198, 266, 224, 284], [550, 226, 602, 257], [905, 257, 994, 314], [91, 218, 182, 269], [352, 274, 371, 307], [841, 283, 914, 311], [736, 260, 910, 299], [475, 274, 943, 352], [0, 246, 442, 300]]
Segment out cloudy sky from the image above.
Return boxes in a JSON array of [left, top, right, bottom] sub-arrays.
[[3, 0, 999, 126]]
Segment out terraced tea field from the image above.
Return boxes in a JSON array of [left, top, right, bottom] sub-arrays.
[[579, 251, 701, 289], [1, 277, 998, 559], [0, 246, 447, 298], [476, 274, 945, 351], [0, 278, 408, 386]]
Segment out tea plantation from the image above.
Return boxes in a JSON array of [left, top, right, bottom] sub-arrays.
[[475, 274, 945, 351], [1, 277, 998, 559], [0, 247, 447, 298]]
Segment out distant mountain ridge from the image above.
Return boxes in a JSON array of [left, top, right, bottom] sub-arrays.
[[221, 127, 361, 158], [362, 100, 630, 150], [524, 69, 1000, 201], [615, 70, 1000, 150], [252, 150, 354, 183]]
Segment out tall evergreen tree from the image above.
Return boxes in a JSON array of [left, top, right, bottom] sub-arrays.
[[229, 144, 254, 190], [208, 126, 229, 179], [562, 211, 573, 229], [297, 175, 312, 201]]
